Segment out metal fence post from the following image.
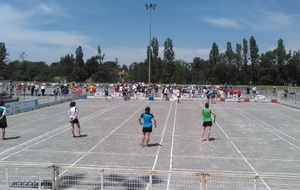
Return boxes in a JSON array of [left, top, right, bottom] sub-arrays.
[[101, 169, 104, 190], [51, 165, 56, 190], [5, 166, 9, 190], [149, 172, 153, 190], [51, 165, 59, 190], [253, 176, 257, 190], [199, 173, 203, 190]]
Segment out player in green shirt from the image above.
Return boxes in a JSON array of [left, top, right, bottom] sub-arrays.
[[199, 102, 216, 142], [0, 100, 7, 140]]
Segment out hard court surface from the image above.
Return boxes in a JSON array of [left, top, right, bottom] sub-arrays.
[[1, 98, 300, 176]]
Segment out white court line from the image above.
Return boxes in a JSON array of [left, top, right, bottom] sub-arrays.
[[9, 111, 65, 129], [58, 101, 149, 177], [8, 100, 118, 129], [151, 101, 174, 171], [252, 103, 300, 122], [145, 101, 174, 190], [226, 103, 300, 149], [199, 101, 271, 190], [173, 154, 300, 162], [214, 121, 271, 189], [166, 101, 178, 190], [0, 101, 125, 159]]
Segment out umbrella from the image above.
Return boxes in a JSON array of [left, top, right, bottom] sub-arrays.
[[75, 87, 83, 94]]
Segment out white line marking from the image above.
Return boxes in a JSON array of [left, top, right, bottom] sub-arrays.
[[215, 121, 271, 189], [145, 101, 174, 190], [167, 101, 178, 190], [227, 103, 300, 149], [200, 101, 271, 190], [151, 101, 174, 171], [0, 102, 124, 158], [9, 111, 65, 129], [59, 101, 149, 177]]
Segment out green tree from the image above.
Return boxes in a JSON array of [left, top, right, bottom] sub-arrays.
[[235, 43, 242, 84], [225, 42, 235, 65], [128, 62, 148, 82], [286, 50, 300, 84], [249, 36, 259, 84], [209, 42, 219, 65], [69, 67, 88, 82], [94, 61, 119, 82], [0, 42, 9, 78], [97, 45, 105, 64], [190, 57, 206, 84], [274, 38, 290, 84], [151, 37, 161, 82], [85, 56, 99, 80], [161, 38, 175, 83], [170, 60, 191, 84], [75, 46, 84, 68], [0, 42, 9, 64], [242, 38, 249, 84], [58, 54, 75, 81]]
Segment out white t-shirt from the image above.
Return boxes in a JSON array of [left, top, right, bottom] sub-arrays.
[[68, 107, 78, 119]]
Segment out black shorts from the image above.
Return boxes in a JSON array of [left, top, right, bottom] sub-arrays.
[[203, 121, 212, 127], [70, 118, 79, 124], [142, 127, 152, 133], [0, 123, 7, 128], [105, 92, 108, 96]]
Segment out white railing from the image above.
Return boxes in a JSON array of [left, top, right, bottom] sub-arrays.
[[1, 163, 300, 190]]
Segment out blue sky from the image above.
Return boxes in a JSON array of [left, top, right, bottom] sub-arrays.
[[1, 0, 300, 65]]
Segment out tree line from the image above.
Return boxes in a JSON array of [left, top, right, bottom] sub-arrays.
[[0, 36, 299, 85]]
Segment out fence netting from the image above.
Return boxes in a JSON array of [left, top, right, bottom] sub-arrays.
[[0, 164, 300, 190]]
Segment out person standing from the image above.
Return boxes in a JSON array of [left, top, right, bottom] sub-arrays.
[[138, 107, 157, 147], [237, 88, 242, 102], [199, 102, 216, 142], [34, 82, 40, 96], [104, 84, 109, 101], [68, 101, 81, 137], [41, 83, 46, 96], [163, 86, 169, 101], [0, 100, 7, 140], [53, 87, 60, 101], [30, 81, 35, 96]]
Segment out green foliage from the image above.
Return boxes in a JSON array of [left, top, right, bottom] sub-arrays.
[[0, 42, 9, 64], [209, 42, 219, 64], [1, 38, 300, 85]]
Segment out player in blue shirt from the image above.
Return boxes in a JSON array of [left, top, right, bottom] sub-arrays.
[[138, 107, 157, 147]]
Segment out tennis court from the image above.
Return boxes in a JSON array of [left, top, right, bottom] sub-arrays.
[[0, 97, 300, 189]]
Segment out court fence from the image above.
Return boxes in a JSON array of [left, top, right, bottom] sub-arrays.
[[1, 163, 300, 190]]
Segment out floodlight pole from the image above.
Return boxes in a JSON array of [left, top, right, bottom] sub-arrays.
[[145, 3, 156, 83]]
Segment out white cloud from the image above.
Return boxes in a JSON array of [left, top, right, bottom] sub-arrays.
[[0, 2, 93, 63], [203, 18, 241, 28], [246, 11, 297, 31]]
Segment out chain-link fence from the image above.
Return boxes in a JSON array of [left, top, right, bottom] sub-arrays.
[[1, 163, 300, 190]]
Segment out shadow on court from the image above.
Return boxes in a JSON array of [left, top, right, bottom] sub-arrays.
[[3, 136, 21, 140], [147, 143, 162, 147]]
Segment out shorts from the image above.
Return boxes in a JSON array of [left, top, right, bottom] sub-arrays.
[[0, 123, 7, 128], [105, 92, 108, 96], [142, 127, 152, 133], [203, 121, 212, 127], [70, 118, 79, 124]]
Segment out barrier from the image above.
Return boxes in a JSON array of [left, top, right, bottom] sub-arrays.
[[149, 95, 154, 100], [271, 99, 277, 103], [244, 98, 250, 102], [1, 163, 300, 190]]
